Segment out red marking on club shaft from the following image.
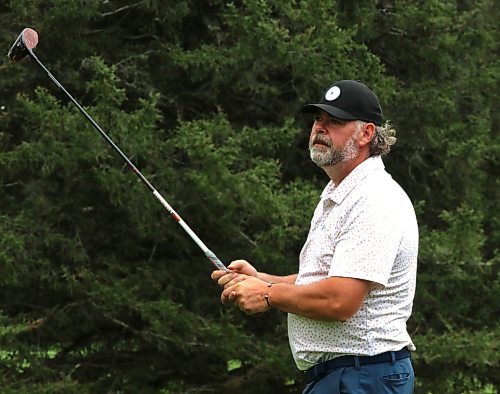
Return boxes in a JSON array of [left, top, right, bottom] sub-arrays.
[[171, 212, 181, 222]]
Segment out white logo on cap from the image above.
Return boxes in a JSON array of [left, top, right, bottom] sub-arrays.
[[325, 86, 341, 101]]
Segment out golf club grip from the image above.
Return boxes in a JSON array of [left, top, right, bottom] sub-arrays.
[[205, 250, 229, 271], [27, 49, 228, 272]]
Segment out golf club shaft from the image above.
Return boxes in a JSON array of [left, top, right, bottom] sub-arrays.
[[27, 48, 228, 272]]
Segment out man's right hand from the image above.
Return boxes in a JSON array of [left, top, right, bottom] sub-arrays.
[[210, 259, 258, 288], [226, 259, 258, 277]]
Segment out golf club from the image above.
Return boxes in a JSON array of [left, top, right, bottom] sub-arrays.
[[7, 28, 229, 272]]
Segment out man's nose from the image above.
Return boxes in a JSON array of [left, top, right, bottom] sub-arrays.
[[313, 121, 327, 134]]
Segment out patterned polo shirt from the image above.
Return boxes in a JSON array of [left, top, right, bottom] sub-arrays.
[[288, 155, 418, 370]]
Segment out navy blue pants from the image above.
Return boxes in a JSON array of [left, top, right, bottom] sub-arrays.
[[302, 357, 414, 394]]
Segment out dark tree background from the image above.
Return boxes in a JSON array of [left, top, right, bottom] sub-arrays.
[[0, 1, 498, 393]]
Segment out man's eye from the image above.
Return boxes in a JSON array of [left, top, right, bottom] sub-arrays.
[[313, 115, 345, 125], [329, 117, 346, 125]]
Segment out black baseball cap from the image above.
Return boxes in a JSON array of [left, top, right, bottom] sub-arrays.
[[302, 80, 383, 126]]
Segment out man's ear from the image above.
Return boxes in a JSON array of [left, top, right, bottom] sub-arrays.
[[359, 123, 375, 148]]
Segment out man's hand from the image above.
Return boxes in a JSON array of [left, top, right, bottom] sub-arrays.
[[210, 259, 257, 285], [227, 259, 258, 277], [222, 276, 271, 315]]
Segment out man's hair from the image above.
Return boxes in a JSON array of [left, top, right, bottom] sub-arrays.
[[355, 120, 397, 156]]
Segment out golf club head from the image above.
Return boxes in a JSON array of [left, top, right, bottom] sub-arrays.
[[7, 28, 38, 62]]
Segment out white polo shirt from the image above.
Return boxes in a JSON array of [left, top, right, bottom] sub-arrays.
[[288, 156, 418, 370]]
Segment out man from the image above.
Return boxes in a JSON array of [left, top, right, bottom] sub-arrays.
[[211, 80, 418, 393]]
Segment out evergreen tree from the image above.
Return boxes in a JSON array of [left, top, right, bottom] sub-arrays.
[[0, 1, 497, 392]]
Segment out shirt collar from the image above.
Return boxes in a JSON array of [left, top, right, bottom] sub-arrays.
[[320, 156, 385, 205]]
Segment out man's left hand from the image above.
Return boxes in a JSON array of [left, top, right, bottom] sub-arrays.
[[222, 276, 271, 315]]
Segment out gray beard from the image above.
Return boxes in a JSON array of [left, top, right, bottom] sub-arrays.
[[309, 134, 359, 167]]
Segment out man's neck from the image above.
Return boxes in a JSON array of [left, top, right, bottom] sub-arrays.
[[323, 152, 371, 186]]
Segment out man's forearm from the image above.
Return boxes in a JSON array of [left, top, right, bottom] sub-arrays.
[[265, 277, 370, 321], [256, 272, 297, 285]]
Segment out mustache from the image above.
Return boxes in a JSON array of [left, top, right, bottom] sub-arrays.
[[310, 134, 332, 147]]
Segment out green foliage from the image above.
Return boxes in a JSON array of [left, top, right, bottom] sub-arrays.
[[167, 114, 316, 271], [0, 0, 498, 392]]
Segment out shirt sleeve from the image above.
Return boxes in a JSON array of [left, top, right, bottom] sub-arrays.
[[328, 194, 403, 287]]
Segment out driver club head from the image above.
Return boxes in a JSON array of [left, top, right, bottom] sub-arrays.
[[7, 28, 38, 62]]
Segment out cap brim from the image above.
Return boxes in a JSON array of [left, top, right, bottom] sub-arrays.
[[301, 104, 358, 120]]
